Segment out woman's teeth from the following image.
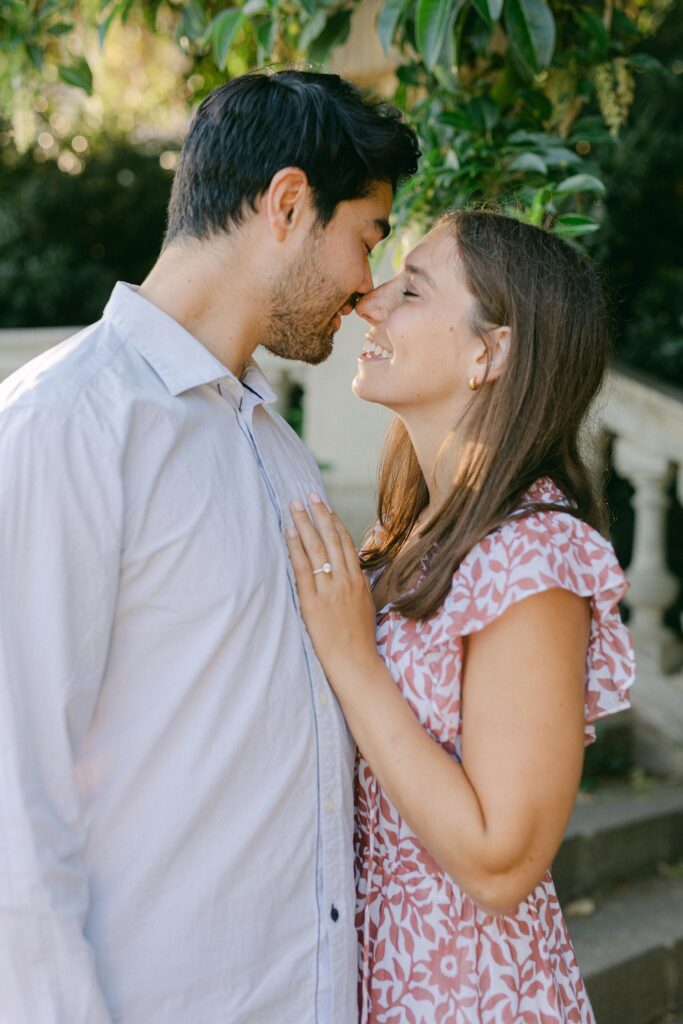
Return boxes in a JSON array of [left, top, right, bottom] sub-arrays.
[[360, 340, 392, 361]]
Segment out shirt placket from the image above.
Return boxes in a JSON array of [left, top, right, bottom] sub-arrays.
[[220, 379, 350, 1023]]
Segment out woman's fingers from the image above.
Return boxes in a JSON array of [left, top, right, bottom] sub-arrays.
[[284, 526, 316, 604], [289, 499, 330, 575], [307, 493, 346, 571], [331, 512, 364, 577], [288, 494, 361, 589]]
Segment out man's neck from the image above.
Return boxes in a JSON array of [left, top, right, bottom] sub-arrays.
[[139, 236, 262, 377]]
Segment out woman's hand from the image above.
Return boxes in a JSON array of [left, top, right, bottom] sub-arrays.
[[285, 493, 380, 687]]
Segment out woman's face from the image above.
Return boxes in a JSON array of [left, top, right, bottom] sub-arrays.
[[352, 226, 485, 416]]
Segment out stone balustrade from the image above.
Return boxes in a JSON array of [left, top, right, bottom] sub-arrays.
[[598, 368, 683, 777], [1, 327, 682, 776]]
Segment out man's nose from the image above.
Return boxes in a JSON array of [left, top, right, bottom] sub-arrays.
[[355, 280, 393, 325]]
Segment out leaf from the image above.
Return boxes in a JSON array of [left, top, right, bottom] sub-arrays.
[[179, 0, 208, 42], [58, 56, 93, 94], [242, 0, 269, 13], [47, 22, 75, 35], [508, 129, 562, 146], [26, 43, 44, 70], [98, 0, 125, 47], [541, 145, 580, 168], [527, 185, 553, 225], [254, 15, 278, 58], [416, 0, 466, 71], [209, 9, 245, 70], [627, 52, 667, 74], [552, 214, 600, 238], [572, 9, 609, 52], [472, 0, 492, 24], [555, 173, 605, 196], [298, 7, 327, 51], [472, 0, 502, 24], [36, 0, 65, 19], [508, 151, 547, 174], [439, 109, 476, 131], [504, 0, 555, 76], [308, 9, 352, 63], [378, 0, 412, 53], [118, 0, 135, 23]]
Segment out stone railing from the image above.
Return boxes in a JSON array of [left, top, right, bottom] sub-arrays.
[[2, 329, 682, 776], [596, 367, 683, 777]]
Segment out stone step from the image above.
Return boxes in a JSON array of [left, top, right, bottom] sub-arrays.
[[567, 873, 683, 1024], [553, 781, 683, 903]]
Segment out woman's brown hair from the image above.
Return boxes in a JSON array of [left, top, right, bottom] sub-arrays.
[[361, 208, 612, 620]]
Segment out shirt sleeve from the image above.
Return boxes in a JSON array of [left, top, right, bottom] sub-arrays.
[[0, 405, 122, 1022], [440, 509, 636, 746]]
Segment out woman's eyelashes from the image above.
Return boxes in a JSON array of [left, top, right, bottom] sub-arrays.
[[401, 288, 418, 298]]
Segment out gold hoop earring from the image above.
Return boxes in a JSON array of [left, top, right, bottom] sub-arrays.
[[468, 377, 480, 391]]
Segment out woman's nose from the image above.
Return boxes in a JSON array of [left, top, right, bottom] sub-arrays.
[[355, 281, 393, 325]]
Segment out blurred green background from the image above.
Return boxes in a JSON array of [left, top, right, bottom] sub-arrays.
[[1, 0, 681, 386]]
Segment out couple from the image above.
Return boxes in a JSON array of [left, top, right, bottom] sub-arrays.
[[0, 69, 634, 1023]]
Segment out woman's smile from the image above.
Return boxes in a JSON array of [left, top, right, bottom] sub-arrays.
[[358, 333, 393, 363]]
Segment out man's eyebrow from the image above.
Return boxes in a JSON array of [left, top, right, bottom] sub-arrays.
[[405, 262, 436, 288]]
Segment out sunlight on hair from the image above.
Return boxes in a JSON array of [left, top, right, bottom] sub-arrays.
[[450, 438, 490, 491]]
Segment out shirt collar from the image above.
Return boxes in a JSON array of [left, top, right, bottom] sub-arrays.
[[103, 282, 275, 406]]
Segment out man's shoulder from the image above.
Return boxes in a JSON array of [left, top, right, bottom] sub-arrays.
[[0, 318, 128, 418]]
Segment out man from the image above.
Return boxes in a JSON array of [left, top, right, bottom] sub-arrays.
[[0, 69, 418, 1023]]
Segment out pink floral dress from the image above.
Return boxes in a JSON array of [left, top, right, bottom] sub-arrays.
[[356, 478, 635, 1024]]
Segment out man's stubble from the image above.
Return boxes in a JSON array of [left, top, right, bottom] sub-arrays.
[[263, 229, 352, 366]]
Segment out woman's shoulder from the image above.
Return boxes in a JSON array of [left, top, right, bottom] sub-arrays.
[[440, 476, 634, 743], [475, 476, 618, 573], [443, 476, 628, 629]]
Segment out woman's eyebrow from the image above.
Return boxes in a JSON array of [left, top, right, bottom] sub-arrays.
[[404, 262, 437, 289]]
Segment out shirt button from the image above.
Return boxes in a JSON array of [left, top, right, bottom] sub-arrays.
[[325, 800, 335, 814], [330, 905, 339, 922]]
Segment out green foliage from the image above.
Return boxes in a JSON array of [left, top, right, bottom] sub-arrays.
[[0, 0, 357, 113], [58, 55, 94, 93], [372, 0, 668, 236], [3, 2, 666, 244], [0, 141, 172, 327], [2, 0, 680, 386], [585, 0, 683, 387]]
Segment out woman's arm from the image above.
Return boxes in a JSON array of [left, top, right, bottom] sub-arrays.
[[286, 495, 589, 915]]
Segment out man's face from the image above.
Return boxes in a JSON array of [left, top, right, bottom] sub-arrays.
[[264, 181, 393, 365]]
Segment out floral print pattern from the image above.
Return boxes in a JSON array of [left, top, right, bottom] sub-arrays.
[[356, 479, 635, 1023]]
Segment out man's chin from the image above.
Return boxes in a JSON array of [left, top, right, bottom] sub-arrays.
[[302, 336, 334, 366], [264, 332, 335, 365]]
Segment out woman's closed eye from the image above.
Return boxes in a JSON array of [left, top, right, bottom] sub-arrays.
[[401, 288, 419, 298]]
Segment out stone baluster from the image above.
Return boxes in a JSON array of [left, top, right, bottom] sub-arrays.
[[614, 437, 682, 672], [678, 467, 683, 643]]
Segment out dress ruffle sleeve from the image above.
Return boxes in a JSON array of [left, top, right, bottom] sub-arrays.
[[441, 506, 636, 745]]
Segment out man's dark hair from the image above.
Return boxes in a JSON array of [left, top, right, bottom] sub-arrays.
[[164, 68, 420, 245]]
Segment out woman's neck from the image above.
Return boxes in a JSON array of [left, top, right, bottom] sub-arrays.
[[399, 406, 472, 514]]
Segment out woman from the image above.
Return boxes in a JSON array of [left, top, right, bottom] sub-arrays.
[[285, 210, 634, 1023]]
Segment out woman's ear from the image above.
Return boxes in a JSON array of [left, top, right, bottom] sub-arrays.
[[477, 326, 511, 382], [264, 167, 312, 242]]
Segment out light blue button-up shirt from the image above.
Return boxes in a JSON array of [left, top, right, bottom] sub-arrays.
[[0, 283, 356, 1023]]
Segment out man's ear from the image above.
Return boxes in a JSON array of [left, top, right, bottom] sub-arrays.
[[264, 167, 312, 242], [475, 325, 511, 382]]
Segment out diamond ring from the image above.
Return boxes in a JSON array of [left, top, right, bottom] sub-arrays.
[[312, 562, 333, 576]]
